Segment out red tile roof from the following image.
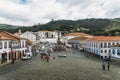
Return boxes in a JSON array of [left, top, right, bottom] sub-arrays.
[[64, 32, 92, 37], [84, 36, 120, 41], [69, 36, 88, 41], [0, 30, 20, 40]]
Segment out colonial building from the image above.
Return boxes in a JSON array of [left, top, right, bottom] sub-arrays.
[[110, 44, 120, 59], [35, 30, 61, 43], [20, 31, 36, 43], [68, 37, 88, 49], [62, 32, 93, 45], [0, 31, 27, 64], [82, 36, 120, 59]]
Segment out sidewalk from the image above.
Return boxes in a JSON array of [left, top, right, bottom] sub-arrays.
[[0, 60, 20, 67]]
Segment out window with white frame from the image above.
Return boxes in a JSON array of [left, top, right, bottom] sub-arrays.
[[101, 50, 103, 53], [117, 42, 119, 45], [117, 49, 120, 55], [9, 42, 12, 48], [109, 50, 111, 53], [4, 42, 7, 49], [0, 42, 2, 49], [105, 50, 107, 53], [100, 43, 103, 48], [112, 49, 115, 55], [108, 43, 111, 48], [104, 43, 107, 48]]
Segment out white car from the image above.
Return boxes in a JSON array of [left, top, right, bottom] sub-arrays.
[[21, 55, 32, 60], [58, 53, 67, 58]]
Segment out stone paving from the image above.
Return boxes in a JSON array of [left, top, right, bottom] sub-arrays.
[[0, 49, 120, 80]]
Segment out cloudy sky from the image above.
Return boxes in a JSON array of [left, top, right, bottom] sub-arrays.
[[0, 0, 120, 26]]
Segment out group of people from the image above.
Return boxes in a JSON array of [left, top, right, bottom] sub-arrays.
[[101, 58, 111, 71], [40, 53, 50, 62]]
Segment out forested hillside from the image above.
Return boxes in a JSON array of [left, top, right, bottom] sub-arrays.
[[1, 18, 120, 36]]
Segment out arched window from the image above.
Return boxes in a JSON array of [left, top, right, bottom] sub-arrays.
[[105, 50, 107, 53], [108, 43, 111, 48], [22, 41, 24, 47], [9, 42, 12, 48], [117, 49, 120, 55], [104, 43, 107, 48], [112, 43, 115, 46], [101, 50, 103, 53], [0, 42, 2, 49], [112, 49, 115, 55], [4, 42, 7, 48], [117, 42, 119, 45], [100, 43, 103, 48]]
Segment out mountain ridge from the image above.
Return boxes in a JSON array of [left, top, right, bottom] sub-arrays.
[[0, 18, 120, 36]]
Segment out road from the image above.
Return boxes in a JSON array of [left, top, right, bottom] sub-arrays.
[[0, 48, 120, 80], [0, 58, 36, 76]]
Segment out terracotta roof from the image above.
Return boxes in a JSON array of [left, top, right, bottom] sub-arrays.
[[69, 36, 88, 41], [26, 39, 32, 45], [14, 32, 19, 34], [64, 32, 92, 37], [84, 36, 120, 41], [0, 30, 20, 40], [14, 32, 20, 36]]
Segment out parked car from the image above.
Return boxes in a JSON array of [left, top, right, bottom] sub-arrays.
[[58, 53, 67, 58], [21, 55, 32, 60], [21, 52, 33, 60]]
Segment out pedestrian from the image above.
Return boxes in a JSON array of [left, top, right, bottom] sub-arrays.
[[40, 54, 44, 61], [103, 62, 105, 70], [53, 57, 55, 60], [11, 58, 15, 64], [107, 61, 110, 70], [102, 59, 105, 70], [45, 55, 49, 62]]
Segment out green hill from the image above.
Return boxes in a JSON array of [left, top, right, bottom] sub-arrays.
[[1, 18, 120, 36]]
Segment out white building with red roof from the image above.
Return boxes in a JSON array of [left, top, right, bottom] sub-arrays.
[[0, 30, 27, 64], [62, 32, 93, 45], [82, 36, 120, 59]]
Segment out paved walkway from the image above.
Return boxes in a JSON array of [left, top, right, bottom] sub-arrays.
[[0, 49, 120, 80]]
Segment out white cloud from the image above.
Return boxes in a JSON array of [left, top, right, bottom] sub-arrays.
[[0, 0, 119, 26]]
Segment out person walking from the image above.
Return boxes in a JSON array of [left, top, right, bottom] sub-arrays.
[[102, 59, 105, 70], [45, 55, 49, 62], [40, 54, 44, 61], [107, 61, 110, 70]]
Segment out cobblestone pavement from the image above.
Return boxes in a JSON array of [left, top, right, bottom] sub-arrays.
[[0, 49, 120, 80]]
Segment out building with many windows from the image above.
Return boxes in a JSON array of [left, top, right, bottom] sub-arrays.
[[20, 31, 37, 43], [110, 44, 120, 59], [0, 31, 27, 64], [82, 36, 120, 59], [35, 30, 61, 43], [62, 32, 93, 45], [68, 36, 88, 49]]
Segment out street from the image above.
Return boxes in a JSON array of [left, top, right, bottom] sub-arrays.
[[0, 48, 120, 80], [0, 58, 34, 76]]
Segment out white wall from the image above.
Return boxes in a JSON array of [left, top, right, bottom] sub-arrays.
[[20, 31, 36, 42], [82, 41, 120, 58], [111, 47, 120, 59]]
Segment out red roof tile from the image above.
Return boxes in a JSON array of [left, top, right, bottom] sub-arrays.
[[69, 36, 88, 41], [64, 32, 92, 37], [84, 36, 120, 41], [0, 30, 20, 40]]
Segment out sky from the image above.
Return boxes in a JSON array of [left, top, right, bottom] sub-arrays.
[[0, 0, 120, 26]]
